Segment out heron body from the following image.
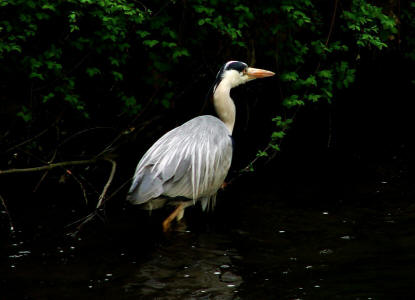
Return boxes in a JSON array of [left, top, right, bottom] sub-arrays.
[[127, 115, 232, 211], [127, 61, 275, 230]]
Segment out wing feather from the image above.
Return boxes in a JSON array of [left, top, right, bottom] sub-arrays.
[[127, 115, 233, 208]]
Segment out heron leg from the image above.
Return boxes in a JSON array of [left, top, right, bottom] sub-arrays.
[[162, 202, 187, 232], [176, 206, 185, 221]]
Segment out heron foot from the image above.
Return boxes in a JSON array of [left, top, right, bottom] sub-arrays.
[[162, 202, 187, 232]]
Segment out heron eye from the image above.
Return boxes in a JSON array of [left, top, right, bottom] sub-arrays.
[[242, 68, 247, 75]]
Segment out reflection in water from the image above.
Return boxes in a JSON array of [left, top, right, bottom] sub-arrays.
[[124, 232, 242, 299]]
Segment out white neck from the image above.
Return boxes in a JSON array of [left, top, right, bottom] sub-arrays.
[[213, 78, 236, 134]]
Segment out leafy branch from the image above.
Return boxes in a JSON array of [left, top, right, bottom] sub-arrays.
[[228, 0, 396, 183]]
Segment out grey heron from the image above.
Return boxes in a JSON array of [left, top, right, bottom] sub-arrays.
[[127, 61, 275, 231]]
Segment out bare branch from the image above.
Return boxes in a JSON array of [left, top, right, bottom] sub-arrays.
[[33, 170, 50, 193], [33, 147, 58, 192], [325, 0, 339, 46], [66, 159, 117, 235], [96, 159, 117, 209], [0, 159, 97, 175]]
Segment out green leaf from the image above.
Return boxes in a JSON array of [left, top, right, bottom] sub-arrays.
[[282, 95, 304, 108], [29, 72, 45, 80], [256, 150, 268, 157], [234, 5, 254, 19], [318, 70, 332, 79], [321, 88, 333, 100], [109, 56, 120, 66], [86, 67, 101, 77], [161, 99, 170, 108], [272, 116, 282, 123], [42, 92, 55, 103], [70, 24, 79, 32], [16, 106, 32, 122], [172, 48, 190, 59], [303, 75, 317, 86], [281, 5, 294, 13], [161, 41, 177, 48], [65, 94, 78, 105], [272, 116, 293, 128], [271, 131, 285, 140], [280, 72, 299, 82], [246, 163, 254, 172], [9, 44, 22, 53], [306, 94, 322, 102], [45, 61, 62, 71], [269, 144, 280, 151], [143, 39, 159, 47], [136, 30, 150, 38], [41, 3, 56, 11], [112, 71, 123, 81]]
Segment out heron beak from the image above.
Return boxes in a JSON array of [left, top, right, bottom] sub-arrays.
[[246, 67, 275, 79]]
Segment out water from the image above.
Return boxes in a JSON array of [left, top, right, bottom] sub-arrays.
[[1, 213, 242, 300], [230, 202, 415, 299], [2, 173, 415, 299]]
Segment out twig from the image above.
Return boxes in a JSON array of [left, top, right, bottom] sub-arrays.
[[73, 171, 101, 197], [57, 127, 114, 149], [96, 159, 117, 209], [2, 155, 98, 205], [4, 112, 64, 155], [0, 194, 14, 232], [69, 172, 90, 205], [0, 159, 97, 175], [151, 1, 171, 18], [67, 159, 117, 234], [33, 147, 58, 192], [4, 127, 50, 154], [325, 0, 339, 46], [96, 114, 162, 158], [33, 170, 50, 193], [227, 107, 301, 186], [66, 211, 99, 234], [107, 177, 133, 201]]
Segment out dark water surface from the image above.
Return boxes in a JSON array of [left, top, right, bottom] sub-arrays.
[[2, 166, 415, 300]]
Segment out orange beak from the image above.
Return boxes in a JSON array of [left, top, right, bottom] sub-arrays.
[[246, 67, 275, 79]]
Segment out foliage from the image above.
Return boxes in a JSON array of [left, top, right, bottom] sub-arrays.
[[0, 0, 402, 178], [1, 0, 151, 120], [251, 0, 397, 163], [342, 0, 397, 49]]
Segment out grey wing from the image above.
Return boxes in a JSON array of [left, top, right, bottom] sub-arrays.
[[127, 115, 233, 208], [126, 139, 192, 205]]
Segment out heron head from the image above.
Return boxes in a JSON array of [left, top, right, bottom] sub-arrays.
[[213, 61, 275, 92]]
